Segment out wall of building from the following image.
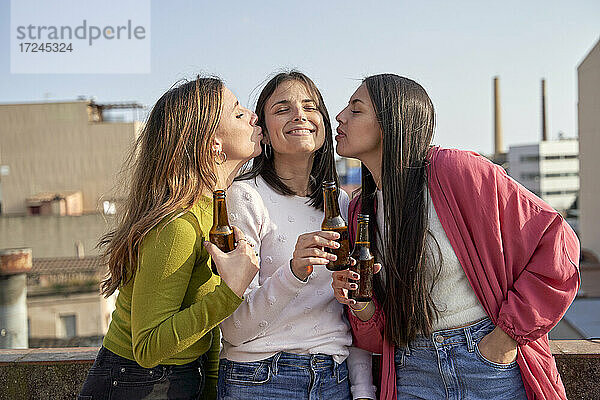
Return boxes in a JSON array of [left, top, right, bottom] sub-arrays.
[[507, 143, 541, 194], [0, 213, 116, 258], [579, 39, 600, 256], [27, 291, 115, 338], [0, 101, 140, 215], [508, 140, 579, 211]]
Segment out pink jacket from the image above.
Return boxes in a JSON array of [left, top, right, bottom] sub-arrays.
[[347, 147, 580, 400]]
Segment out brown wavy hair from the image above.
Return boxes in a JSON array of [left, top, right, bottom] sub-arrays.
[[99, 76, 224, 297]]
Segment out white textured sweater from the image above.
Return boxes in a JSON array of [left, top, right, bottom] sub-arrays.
[[220, 176, 376, 399], [375, 189, 486, 331]]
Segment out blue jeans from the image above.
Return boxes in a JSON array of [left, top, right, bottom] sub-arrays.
[[217, 352, 351, 400], [78, 346, 205, 400], [395, 318, 527, 400]]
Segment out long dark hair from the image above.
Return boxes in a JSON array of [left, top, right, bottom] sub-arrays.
[[237, 70, 338, 210], [360, 74, 440, 346], [99, 76, 224, 297]]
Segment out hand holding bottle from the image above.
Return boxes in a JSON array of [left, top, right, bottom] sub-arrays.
[[204, 226, 259, 298], [290, 230, 340, 281]]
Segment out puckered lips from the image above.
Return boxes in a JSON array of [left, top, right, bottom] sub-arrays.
[[335, 126, 346, 140]]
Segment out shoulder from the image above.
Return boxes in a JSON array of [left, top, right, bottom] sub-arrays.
[[141, 211, 199, 253], [229, 179, 262, 201], [227, 178, 272, 228], [429, 146, 499, 175]]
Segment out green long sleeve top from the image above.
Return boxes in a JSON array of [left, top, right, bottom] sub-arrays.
[[102, 197, 243, 399]]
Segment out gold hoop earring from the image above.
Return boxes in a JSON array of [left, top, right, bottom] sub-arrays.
[[215, 150, 227, 165]]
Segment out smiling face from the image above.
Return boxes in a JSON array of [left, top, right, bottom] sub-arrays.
[[335, 83, 382, 160], [214, 86, 263, 163], [263, 80, 326, 157]]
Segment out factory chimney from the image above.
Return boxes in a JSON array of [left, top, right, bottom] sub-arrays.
[[494, 77, 503, 157], [541, 79, 547, 141]]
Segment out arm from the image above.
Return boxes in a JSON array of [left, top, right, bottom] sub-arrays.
[[346, 298, 385, 354], [131, 214, 243, 368], [347, 346, 377, 400], [496, 215, 580, 345], [201, 327, 221, 400], [220, 183, 308, 346]]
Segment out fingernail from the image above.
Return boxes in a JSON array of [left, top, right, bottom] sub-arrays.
[[331, 255, 337, 261], [333, 242, 340, 248], [350, 300, 356, 305], [350, 284, 358, 290], [333, 232, 340, 239], [352, 273, 359, 279]]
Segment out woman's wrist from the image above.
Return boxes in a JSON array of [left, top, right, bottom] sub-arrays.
[[289, 259, 309, 282], [349, 300, 375, 321]]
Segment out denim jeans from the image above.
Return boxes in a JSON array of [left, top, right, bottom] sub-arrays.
[[395, 318, 527, 400], [77, 346, 205, 400], [217, 352, 351, 400]]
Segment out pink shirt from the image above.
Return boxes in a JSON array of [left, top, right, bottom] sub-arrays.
[[347, 147, 580, 400]]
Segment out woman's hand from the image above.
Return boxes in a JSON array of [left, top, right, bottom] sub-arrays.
[[331, 262, 382, 321], [331, 262, 382, 306], [290, 230, 341, 281], [477, 326, 518, 365], [203, 226, 259, 298]]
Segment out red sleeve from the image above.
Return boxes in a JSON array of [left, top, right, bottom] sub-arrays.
[[496, 215, 580, 345], [346, 298, 385, 354], [429, 147, 580, 346]]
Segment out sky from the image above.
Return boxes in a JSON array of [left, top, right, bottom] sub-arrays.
[[1, 0, 599, 155]]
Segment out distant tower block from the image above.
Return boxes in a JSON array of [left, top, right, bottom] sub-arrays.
[[494, 76, 503, 157]]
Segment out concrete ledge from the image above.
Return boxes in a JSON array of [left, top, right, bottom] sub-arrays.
[[551, 340, 600, 400], [1, 341, 599, 400], [0, 347, 97, 400]]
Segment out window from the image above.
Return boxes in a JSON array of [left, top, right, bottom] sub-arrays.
[[58, 315, 77, 339], [543, 172, 579, 178], [542, 154, 578, 161], [520, 155, 539, 163], [520, 173, 540, 180], [543, 190, 579, 196]]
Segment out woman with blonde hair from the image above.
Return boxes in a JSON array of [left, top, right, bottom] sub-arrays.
[[78, 76, 262, 400]]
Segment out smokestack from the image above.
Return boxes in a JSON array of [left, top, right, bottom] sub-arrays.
[[494, 77, 503, 156], [541, 79, 547, 141]]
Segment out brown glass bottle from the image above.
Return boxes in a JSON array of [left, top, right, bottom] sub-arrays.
[[349, 214, 374, 302], [209, 190, 235, 275], [321, 181, 350, 271]]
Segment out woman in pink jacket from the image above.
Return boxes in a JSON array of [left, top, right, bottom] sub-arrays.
[[331, 74, 580, 400]]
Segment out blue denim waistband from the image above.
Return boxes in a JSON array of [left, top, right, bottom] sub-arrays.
[[406, 317, 494, 351], [223, 352, 342, 374]]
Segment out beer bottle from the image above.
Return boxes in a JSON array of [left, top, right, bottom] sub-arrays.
[[349, 214, 374, 302], [321, 181, 350, 271], [209, 189, 235, 275]]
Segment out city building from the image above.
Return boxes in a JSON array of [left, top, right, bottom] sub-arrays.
[[579, 38, 600, 260], [507, 138, 579, 212], [27, 256, 115, 347], [0, 99, 141, 346], [0, 99, 142, 258]]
